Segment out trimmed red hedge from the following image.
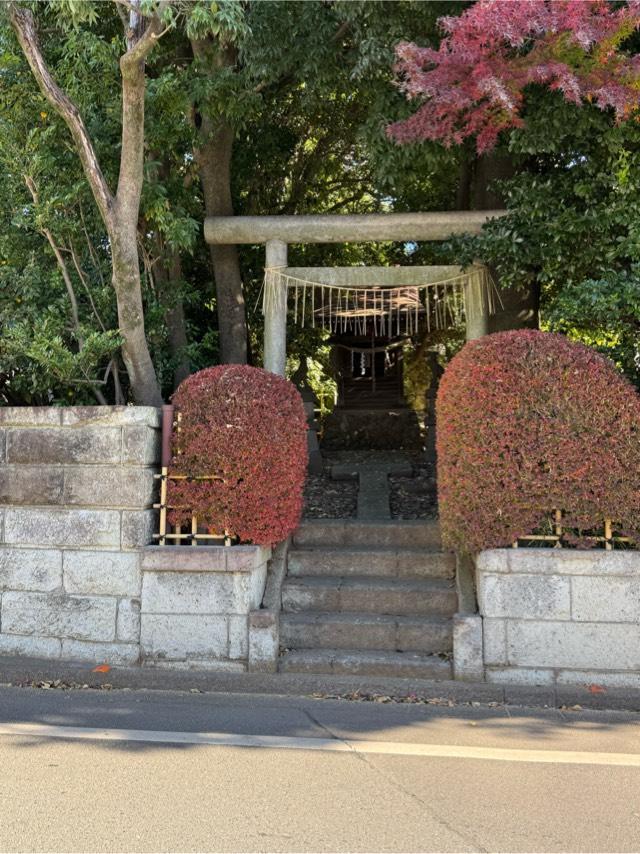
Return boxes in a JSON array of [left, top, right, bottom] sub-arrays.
[[436, 330, 640, 553], [167, 365, 308, 546]]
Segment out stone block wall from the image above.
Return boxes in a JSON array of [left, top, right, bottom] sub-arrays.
[[476, 549, 640, 687], [0, 406, 275, 672], [0, 406, 160, 664]]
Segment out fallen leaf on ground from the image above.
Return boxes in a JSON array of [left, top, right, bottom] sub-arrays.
[[92, 664, 111, 673], [587, 683, 606, 694]]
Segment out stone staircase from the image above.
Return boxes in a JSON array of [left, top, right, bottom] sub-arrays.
[[340, 374, 405, 408], [278, 519, 456, 678]]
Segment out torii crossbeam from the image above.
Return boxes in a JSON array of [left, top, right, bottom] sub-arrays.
[[204, 211, 506, 375]]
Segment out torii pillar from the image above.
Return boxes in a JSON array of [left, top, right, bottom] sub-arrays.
[[464, 260, 491, 340], [264, 239, 288, 376]]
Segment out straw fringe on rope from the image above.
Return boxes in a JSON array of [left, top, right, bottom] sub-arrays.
[[262, 266, 500, 334]]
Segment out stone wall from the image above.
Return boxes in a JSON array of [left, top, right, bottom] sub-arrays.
[[0, 406, 160, 664], [475, 549, 640, 687], [0, 406, 275, 671]]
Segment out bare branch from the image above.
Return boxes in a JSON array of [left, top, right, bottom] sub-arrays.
[[78, 202, 107, 290], [69, 240, 107, 332], [24, 175, 113, 404], [111, 357, 126, 405], [333, 19, 351, 43], [24, 174, 82, 336], [102, 357, 124, 405], [93, 386, 109, 405], [114, 1, 131, 34], [138, 236, 157, 295]]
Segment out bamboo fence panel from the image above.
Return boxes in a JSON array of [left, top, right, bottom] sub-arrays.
[[153, 469, 233, 546], [512, 511, 630, 550], [155, 406, 233, 546]]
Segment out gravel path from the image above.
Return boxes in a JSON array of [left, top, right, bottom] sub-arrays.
[[303, 472, 357, 519], [389, 462, 438, 520], [303, 456, 437, 520]]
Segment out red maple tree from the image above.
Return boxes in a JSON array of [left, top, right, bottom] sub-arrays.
[[388, 0, 640, 153]]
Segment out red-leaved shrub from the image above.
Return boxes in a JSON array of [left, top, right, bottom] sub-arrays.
[[437, 330, 640, 553], [167, 365, 308, 546]]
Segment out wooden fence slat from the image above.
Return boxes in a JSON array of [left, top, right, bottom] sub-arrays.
[[158, 466, 168, 546]]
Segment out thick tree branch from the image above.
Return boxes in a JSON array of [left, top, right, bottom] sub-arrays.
[[190, 38, 247, 364], [116, 9, 168, 224], [120, 14, 166, 70], [8, 4, 115, 229]]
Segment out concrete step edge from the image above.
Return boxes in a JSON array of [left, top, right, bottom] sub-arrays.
[[289, 543, 455, 558], [279, 649, 452, 678], [280, 648, 450, 662], [282, 576, 456, 590], [280, 612, 453, 626]]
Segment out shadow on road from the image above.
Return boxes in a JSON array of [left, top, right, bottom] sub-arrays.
[[0, 683, 638, 756]]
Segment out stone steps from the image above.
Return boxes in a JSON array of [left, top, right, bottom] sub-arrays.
[[279, 648, 452, 679], [287, 547, 454, 579], [278, 519, 455, 680], [282, 576, 457, 617], [280, 612, 452, 653], [321, 407, 423, 452], [293, 519, 441, 548]]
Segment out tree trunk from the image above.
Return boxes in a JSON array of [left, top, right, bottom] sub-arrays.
[[112, 20, 164, 405], [8, 2, 164, 406], [472, 153, 540, 332], [191, 39, 247, 364], [109, 226, 163, 405], [152, 237, 191, 390]]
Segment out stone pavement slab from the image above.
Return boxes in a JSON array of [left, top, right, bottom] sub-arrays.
[[331, 452, 413, 520]]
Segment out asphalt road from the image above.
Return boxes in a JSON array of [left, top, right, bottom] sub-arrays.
[[0, 686, 639, 853]]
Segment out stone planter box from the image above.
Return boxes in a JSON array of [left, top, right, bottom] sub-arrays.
[[140, 545, 272, 671], [471, 549, 640, 687]]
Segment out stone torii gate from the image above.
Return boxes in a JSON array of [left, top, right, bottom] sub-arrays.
[[204, 211, 506, 376]]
